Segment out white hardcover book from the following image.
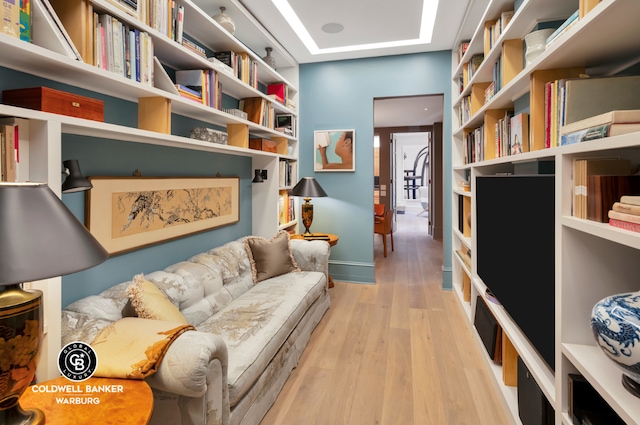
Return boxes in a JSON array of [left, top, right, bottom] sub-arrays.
[[112, 18, 124, 77], [129, 28, 137, 81]]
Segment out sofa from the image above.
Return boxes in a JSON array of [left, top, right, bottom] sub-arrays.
[[61, 232, 331, 425]]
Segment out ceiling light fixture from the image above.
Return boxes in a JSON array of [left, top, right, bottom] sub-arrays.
[[322, 23, 344, 34], [271, 0, 439, 55]]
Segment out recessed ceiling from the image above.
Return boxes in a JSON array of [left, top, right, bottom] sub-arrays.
[[374, 95, 444, 127], [238, 0, 472, 63]]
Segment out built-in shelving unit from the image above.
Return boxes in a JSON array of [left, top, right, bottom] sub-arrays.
[[451, 0, 640, 424], [0, 0, 299, 380]]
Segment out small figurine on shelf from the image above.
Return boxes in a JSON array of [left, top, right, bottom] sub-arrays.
[[213, 7, 235, 35]]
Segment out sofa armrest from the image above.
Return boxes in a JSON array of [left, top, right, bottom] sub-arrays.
[[289, 239, 330, 278], [146, 330, 228, 399]]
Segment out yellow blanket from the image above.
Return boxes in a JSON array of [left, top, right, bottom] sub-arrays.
[[91, 317, 195, 379]]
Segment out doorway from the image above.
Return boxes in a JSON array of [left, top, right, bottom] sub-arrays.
[[373, 95, 444, 240]]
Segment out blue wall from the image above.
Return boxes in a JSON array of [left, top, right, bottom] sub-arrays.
[[0, 66, 253, 307], [61, 137, 252, 307], [298, 51, 453, 287]]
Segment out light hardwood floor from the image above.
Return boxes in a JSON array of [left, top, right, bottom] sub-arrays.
[[261, 213, 510, 425]]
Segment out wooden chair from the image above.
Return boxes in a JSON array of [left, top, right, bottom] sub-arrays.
[[374, 205, 394, 257]]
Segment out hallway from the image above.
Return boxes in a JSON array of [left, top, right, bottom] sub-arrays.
[[261, 213, 510, 424]]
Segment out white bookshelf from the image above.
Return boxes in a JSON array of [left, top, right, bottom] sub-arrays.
[[450, 0, 640, 423], [0, 0, 299, 378]]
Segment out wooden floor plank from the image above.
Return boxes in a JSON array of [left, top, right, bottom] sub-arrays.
[[261, 214, 509, 425]]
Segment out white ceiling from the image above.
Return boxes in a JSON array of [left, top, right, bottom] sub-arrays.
[[196, 0, 469, 125], [238, 0, 472, 64], [374, 95, 444, 128]]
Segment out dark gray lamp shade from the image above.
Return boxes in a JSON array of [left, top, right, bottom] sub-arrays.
[[62, 159, 93, 193], [289, 177, 327, 198], [0, 182, 109, 285]]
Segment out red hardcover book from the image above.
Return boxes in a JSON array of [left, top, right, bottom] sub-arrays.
[[609, 218, 640, 233], [267, 83, 286, 104]]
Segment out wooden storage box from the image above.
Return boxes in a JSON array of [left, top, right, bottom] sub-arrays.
[[2, 87, 104, 121], [249, 138, 277, 153]]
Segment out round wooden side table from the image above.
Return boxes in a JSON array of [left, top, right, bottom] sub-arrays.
[[290, 233, 338, 288], [19, 376, 153, 424]]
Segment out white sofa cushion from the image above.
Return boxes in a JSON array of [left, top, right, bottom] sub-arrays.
[[197, 270, 326, 406]]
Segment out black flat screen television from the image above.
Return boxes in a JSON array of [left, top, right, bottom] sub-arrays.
[[476, 174, 555, 371]]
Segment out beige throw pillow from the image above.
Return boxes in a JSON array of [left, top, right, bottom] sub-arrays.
[[245, 231, 300, 283], [126, 274, 188, 324]]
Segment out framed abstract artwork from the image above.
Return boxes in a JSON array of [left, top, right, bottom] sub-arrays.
[[86, 176, 239, 254], [314, 129, 355, 172]]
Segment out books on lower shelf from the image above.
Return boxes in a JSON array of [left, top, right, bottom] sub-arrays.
[[543, 74, 640, 148], [560, 109, 640, 145], [278, 192, 295, 226], [572, 158, 634, 221], [1, 124, 18, 182], [510, 112, 529, 155], [607, 194, 640, 233]]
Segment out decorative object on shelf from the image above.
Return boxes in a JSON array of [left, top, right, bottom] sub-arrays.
[[0, 182, 108, 425], [86, 176, 240, 254], [263, 47, 277, 69], [189, 127, 229, 144], [2, 86, 105, 122], [314, 129, 356, 172], [212, 6, 235, 35], [524, 29, 555, 65], [591, 291, 640, 397], [252, 169, 268, 183], [289, 177, 328, 234], [61, 159, 92, 193], [222, 108, 248, 120]]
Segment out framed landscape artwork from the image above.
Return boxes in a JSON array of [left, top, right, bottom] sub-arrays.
[[314, 129, 356, 172], [86, 176, 239, 254]]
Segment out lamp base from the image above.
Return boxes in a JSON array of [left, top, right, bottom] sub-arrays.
[[0, 404, 45, 425], [0, 285, 44, 425], [301, 198, 314, 234]]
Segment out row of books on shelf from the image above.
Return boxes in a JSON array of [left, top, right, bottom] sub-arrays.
[[609, 196, 640, 233], [95, 13, 155, 85], [239, 97, 275, 129], [278, 192, 296, 226], [104, 0, 186, 44], [463, 112, 529, 163], [267, 83, 295, 110], [484, 54, 504, 102], [211, 51, 259, 90], [0, 123, 20, 183], [483, 10, 514, 55], [456, 40, 469, 66], [279, 159, 296, 188], [572, 158, 640, 222], [547, 74, 640, 148], [465, 54, 484, 87], [174, 68, 222, 108], [0, 0, 31, 41]]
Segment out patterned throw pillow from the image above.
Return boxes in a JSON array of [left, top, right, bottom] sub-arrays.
[[126, 274, 188, 324], [244, 231, 300, 283]]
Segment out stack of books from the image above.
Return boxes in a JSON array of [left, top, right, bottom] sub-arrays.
[[608, 196, 640, 233]]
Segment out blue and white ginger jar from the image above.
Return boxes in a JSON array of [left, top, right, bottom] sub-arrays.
[[591, 291, 640, 393]]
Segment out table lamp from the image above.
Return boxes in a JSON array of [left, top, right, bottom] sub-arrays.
[[289, 177, 327, 234], [0, 182, 108, 425]]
